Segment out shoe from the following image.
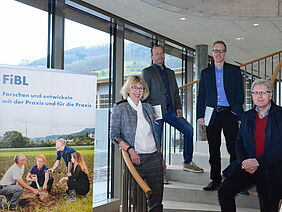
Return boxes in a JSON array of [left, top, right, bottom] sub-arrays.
[[203, 181, 221, 191], [183, 161, 204, 173], [66, 189, 76, 203], [239, 191, 250, 196], [163, 178, 169, 184]]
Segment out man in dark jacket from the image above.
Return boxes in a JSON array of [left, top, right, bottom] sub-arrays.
[[218, 79, 282, 212], [143, 45, 203, 173], [197, 40, 244, 190]]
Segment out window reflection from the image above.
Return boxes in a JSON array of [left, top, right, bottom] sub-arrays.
[[0, 1, 48, 67]]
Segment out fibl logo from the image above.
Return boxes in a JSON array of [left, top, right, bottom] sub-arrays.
[[2, 74, 29, 85]]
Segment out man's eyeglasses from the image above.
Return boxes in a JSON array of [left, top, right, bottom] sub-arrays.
[[213, 49, 226, 54], [252, 91, 271, 95], [131, 86, 145, 91]]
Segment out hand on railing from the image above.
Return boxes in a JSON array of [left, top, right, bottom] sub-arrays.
[[121, 150, 152, 195]]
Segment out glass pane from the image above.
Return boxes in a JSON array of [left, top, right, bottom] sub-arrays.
[[0, 0, 48, 67], [124, 40, 151, 76], [64, 18, 111, 204], [165, 53, 183, 73]]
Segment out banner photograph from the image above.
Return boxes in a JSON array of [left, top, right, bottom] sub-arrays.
[[0, 65, 96, 211]]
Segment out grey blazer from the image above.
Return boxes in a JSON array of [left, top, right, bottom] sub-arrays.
[[142, 65, 182, 116], [110, 99, 161, 152]]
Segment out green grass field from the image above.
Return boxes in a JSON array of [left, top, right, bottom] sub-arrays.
[[0, 146, 94, 212]]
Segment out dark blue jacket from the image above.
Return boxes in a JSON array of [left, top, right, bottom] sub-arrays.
[[196, 62, 244, 124], [236, 102, 282, 197], [236, 102, 282, 167]]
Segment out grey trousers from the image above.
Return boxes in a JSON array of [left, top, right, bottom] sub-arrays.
[[134, 152, 164, 212], [0, 185, 24, 206]]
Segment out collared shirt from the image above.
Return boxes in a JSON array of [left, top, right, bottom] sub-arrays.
[[215, 64, 230, 106], [0, 164, 24, 186], [127, 97, 157, 154], [56, 145, 76, 167], [255, 102, 271, 119], [154, 64, 172, 107]]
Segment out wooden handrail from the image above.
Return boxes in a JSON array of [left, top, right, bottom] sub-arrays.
[[240, 50, 282, 67], [121, 150, 152, 195], [270, 60, 282, 84], [178, 79, 200, 90]]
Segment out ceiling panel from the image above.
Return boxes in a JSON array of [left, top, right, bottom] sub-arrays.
[[83, 0, 282, 64]]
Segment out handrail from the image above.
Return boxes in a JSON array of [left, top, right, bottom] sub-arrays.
[[240, 50, 282, 67], [178, 79, 200, 90], [121, 150, 152, 195], [270, 60, 282, 84]]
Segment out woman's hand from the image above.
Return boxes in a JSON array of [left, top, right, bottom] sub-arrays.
[[43, 184, 47, 190], [118, 141, 128, 150], [128, 148, 140, 165]]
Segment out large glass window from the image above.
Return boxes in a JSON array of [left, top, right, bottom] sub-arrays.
[[124, 40, 151, 76], [0, 0, 48, 67], [64, 17, 112, 204]]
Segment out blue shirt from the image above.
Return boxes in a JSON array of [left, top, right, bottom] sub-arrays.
[[154, 64, 172, 107], [56, 145, 76, 167], [29, 165, 48, 186], [215, 64, 230, 106]]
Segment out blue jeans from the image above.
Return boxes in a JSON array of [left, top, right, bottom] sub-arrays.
[[155, 107, 193, 164]]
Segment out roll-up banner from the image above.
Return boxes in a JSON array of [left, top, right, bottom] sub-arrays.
[[0, 65, 96, 211]]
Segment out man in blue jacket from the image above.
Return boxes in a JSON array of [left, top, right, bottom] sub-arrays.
[[218, 79, 282, 212], [197, 41, 244, 190]]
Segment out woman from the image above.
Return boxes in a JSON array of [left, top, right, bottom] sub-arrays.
[[26, 155, 54, 193], [110, 75, 164, 211], [59, 152, 90, 202]]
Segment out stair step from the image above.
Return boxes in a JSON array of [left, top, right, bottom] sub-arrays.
[[170, 152, 230, 171], [164, 181, 260, 209], [163, 200, 260, 212], [166, 165, 210, 184]]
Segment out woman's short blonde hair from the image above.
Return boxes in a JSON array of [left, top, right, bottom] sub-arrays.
[[36, 155, 47, 163], [120, 76, 149, 101]]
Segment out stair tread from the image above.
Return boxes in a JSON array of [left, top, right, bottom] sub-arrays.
[[165, 181, 257, 195], [163, 200, 260, 212]]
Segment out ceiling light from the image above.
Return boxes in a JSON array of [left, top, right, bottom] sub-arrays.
[[180, 17, 186, 21], [253, 23, 259, 26], [235, 37, 244, 41]]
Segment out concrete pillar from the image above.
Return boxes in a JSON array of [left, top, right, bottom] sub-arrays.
[[195, 44, 208, 141]]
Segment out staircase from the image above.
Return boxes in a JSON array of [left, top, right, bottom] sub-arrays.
[[162, 140, 260, 212]]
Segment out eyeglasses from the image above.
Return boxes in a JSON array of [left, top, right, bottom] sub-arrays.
[[252, 91, 271, 95], [213, 49, 226, 54], [131, 86, 145, 91]]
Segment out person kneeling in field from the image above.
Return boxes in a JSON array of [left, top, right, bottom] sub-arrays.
[[26, 155, 54, 194], [59, 152, 90, 203], [0, 154, 40, 209]]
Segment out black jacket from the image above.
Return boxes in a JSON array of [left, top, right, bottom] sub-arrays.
[[196, 62, 244, 124], [142, 65, 182, 116], [68, 164, 90, 195]]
